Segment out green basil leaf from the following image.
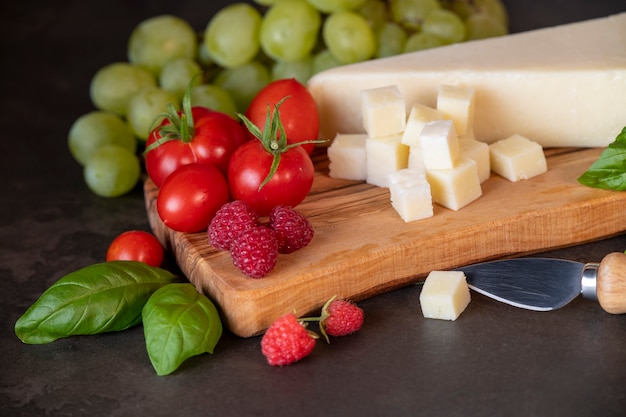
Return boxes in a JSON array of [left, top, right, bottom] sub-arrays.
[[578, 126, 626, 190], [15, 261, 179, 344], [142, 283, 222, 376]]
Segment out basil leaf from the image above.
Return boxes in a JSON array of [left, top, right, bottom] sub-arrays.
[[15, 261, 179, 344], [578, 127, 626, 190], [142, 283, 222, 376]]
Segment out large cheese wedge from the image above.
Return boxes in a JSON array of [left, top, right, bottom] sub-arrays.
[[308, 13, 626, 147]]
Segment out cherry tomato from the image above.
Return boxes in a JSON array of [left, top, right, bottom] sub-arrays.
[[228, 140, 314, 216], [106, 230, 164, 267], [157, 163, 230, 233], [245, 78, 319, 155], [145, 106, 247, 187]]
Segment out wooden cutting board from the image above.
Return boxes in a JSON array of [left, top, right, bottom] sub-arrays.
[[144, 147, 626, 337]]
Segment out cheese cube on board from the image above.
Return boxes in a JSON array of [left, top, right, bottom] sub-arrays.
[[420, 120, 460, 170], [327, 133, 368, 181], [401, 103, 445, 147], [308, 13, 626, 147], [361, 85, 406, 138], [388, 169, 433, 222], [366, 134, 409, 188], [489, 134, 547, 182], [436, 84, 475, 139], [426, 158, 482, 211], [420, 270, 471, 321], [459, 138, 490, 183], [407, 145, 426, 174]]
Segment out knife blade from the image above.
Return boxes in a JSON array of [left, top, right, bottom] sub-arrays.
[[455, 252, 626, 314]]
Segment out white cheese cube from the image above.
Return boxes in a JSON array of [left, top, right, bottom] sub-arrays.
[[420, 270, 471, 321], [388, 169, 433, 222], [436, 84, 475, 139], [407, 145, 426, 174], [419, 120, 460, 170], [360, 85, 406, 138], [401, 103, 445, 147], [327, 133, 368, 181], [459, 138, 490, 183], [426, 158, 482, 211], [489, 134, 547, 182], [365, 134, 409, 188]]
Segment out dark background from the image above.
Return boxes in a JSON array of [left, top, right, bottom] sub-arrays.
[[1, 1, 625, 416]]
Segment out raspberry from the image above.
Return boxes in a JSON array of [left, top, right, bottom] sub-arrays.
[[320, 297, 364, 340], [230, 226, 279, 278], [261, 313, 317, 366], [269, 205, 314, 254], [208, 200, 259, 251]]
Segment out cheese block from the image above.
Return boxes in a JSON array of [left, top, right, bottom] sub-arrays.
[[307, 13, 626, 147], [419, 270, 471, 321]]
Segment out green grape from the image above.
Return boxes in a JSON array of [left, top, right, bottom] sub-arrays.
[[403, 31, 445, 52], [465, 13, 507, 40], [190, 84, 238, 118], [389, 0, 441, 31], [83, 145, 141, 198], [422, 9, 465, 44], [204, 3, 262, 69], [260, 0, 321, 62], [312, 49, 343, 74], [126, 87, 179, 140], [197, 41, 214, 67], [271, 56, 313, 84], [323, 11, 376, 64], [376, 22, 408, 58], [356, 0, 389, 30], [213, 61, 271, 112], [89, 62, 156, 116], [127, 15, 197, 76], [446, 0, 508, 28], [68, 111, 136, 166], [306, 0, 367, 13], [159, 58, 202, 100]]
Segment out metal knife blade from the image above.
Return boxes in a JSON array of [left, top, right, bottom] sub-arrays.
[[456, 258, 595, 311]]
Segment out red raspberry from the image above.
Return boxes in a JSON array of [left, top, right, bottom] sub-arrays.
[[208, 200, 259, 251], [269, 205, 314, 254], [320, 297, 364, 340], [261, 313, 317, 366], [230, 226, 278, 278]]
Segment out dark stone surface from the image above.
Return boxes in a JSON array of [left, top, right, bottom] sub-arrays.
[[2, 1, 625, 416]]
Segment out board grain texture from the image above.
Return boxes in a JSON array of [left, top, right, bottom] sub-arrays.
[[145, 147, 626, 337]]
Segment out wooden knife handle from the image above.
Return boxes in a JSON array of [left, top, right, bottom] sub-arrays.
[[597, 252, 626, 314]]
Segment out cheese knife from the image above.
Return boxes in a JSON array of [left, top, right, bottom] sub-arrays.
[[455, 252, 626, 314]]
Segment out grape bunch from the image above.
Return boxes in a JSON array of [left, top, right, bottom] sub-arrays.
[[68, 0, 508, 197]]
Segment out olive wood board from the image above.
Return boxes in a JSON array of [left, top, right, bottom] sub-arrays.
[[144, 147, 626, 337]]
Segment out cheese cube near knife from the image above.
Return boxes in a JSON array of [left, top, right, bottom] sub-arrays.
[[420, 270, 472, 320]]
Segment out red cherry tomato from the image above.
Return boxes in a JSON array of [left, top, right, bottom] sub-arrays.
[[228, 139, 314, 216], [245, 79, 319, 155], [156, 163, 230, 233], [145, 106, 247, 187], [106, 230, 164, 267]]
